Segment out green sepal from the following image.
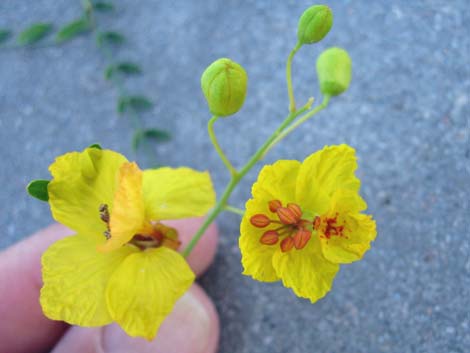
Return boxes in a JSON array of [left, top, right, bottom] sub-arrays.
[[17, 23, 53, 45], [0, 29, 12, 45], [27, 179, 50, 201], [88, 143, 102, 149], [56, 18, 91, 43]]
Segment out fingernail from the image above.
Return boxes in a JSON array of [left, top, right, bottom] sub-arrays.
[[100, 289, 212, 353]]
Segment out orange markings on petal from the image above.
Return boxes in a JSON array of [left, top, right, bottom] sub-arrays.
[[293, 229, 311, 250], [287, 203, 302, 219], [250, 214, 271, 228], [260, 230, 279, 245], [268, 200, 282, 213], [313, 216, 321, 230], [276, 207, 298, 225], [280, 236, 294, 252]]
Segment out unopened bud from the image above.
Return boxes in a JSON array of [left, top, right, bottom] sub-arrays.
[[297, 5, 333, 45], [201, 58, 248, 117], [316, 47, 352, 96]]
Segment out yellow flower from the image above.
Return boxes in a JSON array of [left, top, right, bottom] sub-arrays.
[[239, 144, 376, 303], [40, 147, 216, 339]]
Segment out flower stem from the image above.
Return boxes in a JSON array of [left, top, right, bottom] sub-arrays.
[[286, 42, 302, 113], [182, 105, 310, 257], [224, 205, 245, 216], [208, 115, 238, 176], [263, 95, 331, 156]]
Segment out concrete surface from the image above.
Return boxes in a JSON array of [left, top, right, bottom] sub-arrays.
[[0, 1, 469, 352]]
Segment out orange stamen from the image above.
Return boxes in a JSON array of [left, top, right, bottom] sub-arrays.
[[276, 207, 299, 225], [293, 229, 311, 250], [250, 214, 271, 228], [260, 230, 279, 245], [280, 236, 294, 252], [268, 200, 282, 213], [287, 203, 302, 219]]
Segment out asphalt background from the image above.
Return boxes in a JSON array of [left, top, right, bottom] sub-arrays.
[[1, 1, 469, 352]]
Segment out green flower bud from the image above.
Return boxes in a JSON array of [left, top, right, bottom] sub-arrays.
[[201, 58, 248, 117], [316, 47, 352, 96], [297, 5, 333, 45]]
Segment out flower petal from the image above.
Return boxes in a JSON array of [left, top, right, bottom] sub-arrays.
[[272, 237, 339, 303], [239, 160, 301, 282], [98, 162, 146, 252], [320, 189, 377, 264], [48, 148, 127, 239], [252, 160, 301, 203], [105, 247, 195, 340], [40, 235, 137, 326], [239, 199, 280, 282], [143, 167, 215, 220], [296, 144, 360, 215]]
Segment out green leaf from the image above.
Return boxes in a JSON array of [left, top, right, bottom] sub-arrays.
[[88, 143, 102, 149], [97, 31, 125, 46], [93, 2, 115, 12], [117, 95, 153, 114], [132, 129, 171, 152], [17, 23, 53, 45], [56, 18, 90, 43], [143, 128, 171, 142], [27, 179, 50, 201], [0, 29, 12, 45], [105, 62, 142, 79]]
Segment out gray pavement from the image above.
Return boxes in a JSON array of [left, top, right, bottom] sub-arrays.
[[1, 1, 469, 352]]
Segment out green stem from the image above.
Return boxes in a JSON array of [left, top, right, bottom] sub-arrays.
[[286, 42, 302, 113], [208, 115, 238, 176], [264, 95, 331, 155], [224, 205, 245, 216], [182, 105, 310, 257]]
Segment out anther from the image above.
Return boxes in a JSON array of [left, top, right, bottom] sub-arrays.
[[280, 236, 294, 252], [293, 229, 311, 250], [287, 203, 302, 219], [259, 230, 279, 245], [250, 214, 271, 228], [268, 200, 282, 213], [313, 216, 321, 230], [276, 207, 299, 225], [99, 204, 110, 224]]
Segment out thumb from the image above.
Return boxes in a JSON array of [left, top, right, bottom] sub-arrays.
[[51, 284, 219, 353]]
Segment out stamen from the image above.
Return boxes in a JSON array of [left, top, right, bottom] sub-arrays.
[[287, 203, 302, 219], [268, 200, 282, 213], [276, 207, 299, 225], [293, 229, 311, 250], [280, 236, 294, 252], [250, 214, 271, 228], [313, 216, 321, 230], [259, 230, 279, 245]]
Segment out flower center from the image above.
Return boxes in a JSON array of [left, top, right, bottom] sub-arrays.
[[315, 212, 348, 240], [99, 204, 181, 250], [250, 200, 314, 252]]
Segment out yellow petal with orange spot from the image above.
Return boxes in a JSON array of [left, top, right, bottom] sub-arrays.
[[98, 162, 145, 252], [48, 148, 127, 239], [319, 189, 377, 264], [105, 247, 195, 340]]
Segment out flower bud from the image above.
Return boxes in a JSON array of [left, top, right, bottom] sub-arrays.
[[297, 5, 333, 45], [201, 58, 248, 117], [316, 47, 352, 96]]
